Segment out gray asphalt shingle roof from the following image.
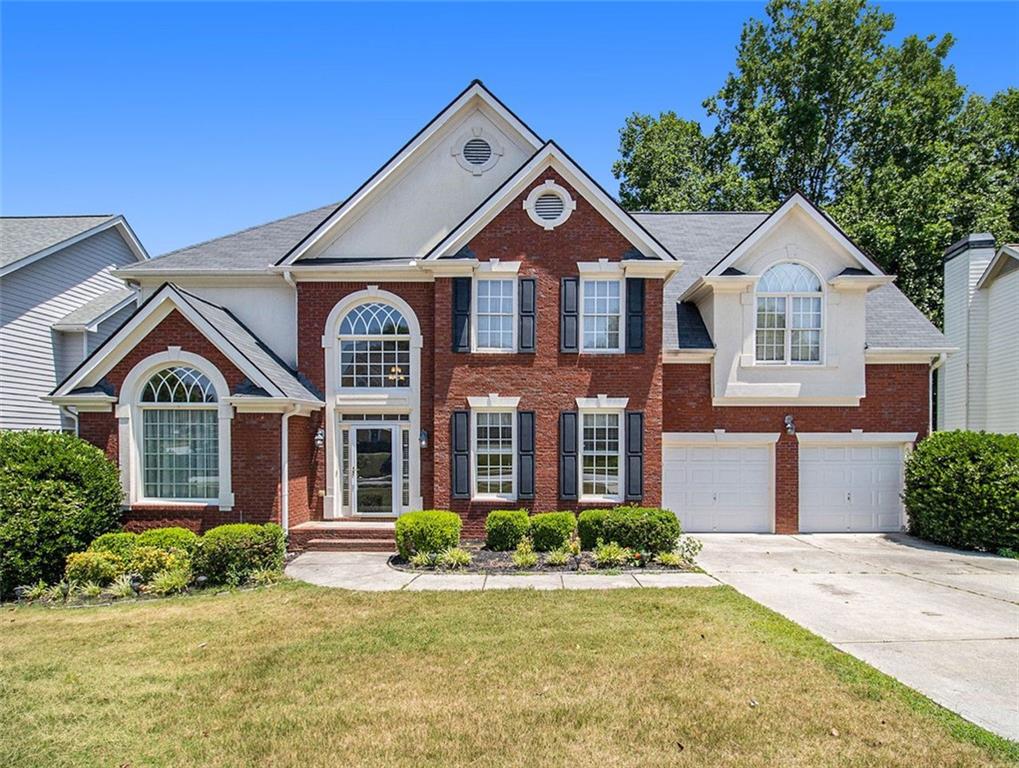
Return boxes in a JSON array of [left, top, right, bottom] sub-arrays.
[[121, 204, 338, 272], [1, 215, 114, 269], [635, 212, 946, 351], [52, 287, 137, 330]]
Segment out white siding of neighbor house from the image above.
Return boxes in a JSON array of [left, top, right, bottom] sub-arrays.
[[0, 229, 138, 430], [986, 265, 1019, 433]]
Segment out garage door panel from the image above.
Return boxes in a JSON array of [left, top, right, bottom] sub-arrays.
[[662, 441, 773, 533], [799, 441, 906, 533]]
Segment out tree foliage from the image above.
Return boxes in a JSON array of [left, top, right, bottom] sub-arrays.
[[612, 0, 1019, 322]]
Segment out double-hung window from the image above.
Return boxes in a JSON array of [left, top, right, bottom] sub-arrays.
[[474, 278, 516, 352], [579, 411, 622, 501], [755, 263, 823, 364], [581, 279, 623, 352], [472, 410, 515, 499]]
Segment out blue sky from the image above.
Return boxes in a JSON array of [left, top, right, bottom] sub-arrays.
[[3, 2, 1016, 256]]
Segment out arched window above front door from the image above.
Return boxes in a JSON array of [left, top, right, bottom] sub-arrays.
[[338, 302, 412, 388]]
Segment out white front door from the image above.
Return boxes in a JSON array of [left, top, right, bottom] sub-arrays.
[[799, 443, 905, 532], [662, 441, 773, 532], [351, 425, 396, 516]]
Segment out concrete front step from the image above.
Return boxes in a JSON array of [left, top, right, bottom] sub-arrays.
[[303, 538, 395, 552]]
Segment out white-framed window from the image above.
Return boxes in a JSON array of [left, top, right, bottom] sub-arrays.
[[581, 278, 624, 352], [339, 302, 412, 388], [470, 407, 516, 501], [524, 180, 576, 230], [473, 278, 516, 352], [579, 410, 623, 502], [138, 366, 220, 501], [755, 263, 823, 364]]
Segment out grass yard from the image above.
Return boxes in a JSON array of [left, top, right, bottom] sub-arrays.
[[1, 582, 1014, 768]]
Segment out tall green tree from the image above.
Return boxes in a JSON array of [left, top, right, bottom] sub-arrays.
[[613, 0, 1019, 323]]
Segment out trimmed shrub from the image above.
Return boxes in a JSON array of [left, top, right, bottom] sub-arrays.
[[0, 431, 122, 596], [191, 523, 285, 586], [529, 511, 576, 552], [65, 551, 124, 585], [484, 509, 530, 551], [577, 509, 613, 550], [905, 431, 1019, 552], [601, 507, 681, 554], [128, 546, 185, 581], [394, 511, 461, 560], [89, 532, 138, 559], [136, 526, 199, 554]]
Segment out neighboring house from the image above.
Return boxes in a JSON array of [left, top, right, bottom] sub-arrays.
[[1, 215, 147, 430], [49, 82, 949, 543], [938, 235, 1019, 435]]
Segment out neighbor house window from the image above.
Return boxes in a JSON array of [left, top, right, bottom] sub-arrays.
[[339, 302, 411, 387], [473, 410, 515, 499], [580, 411, 622, 500], [140, 366, 219, 500], [755, 263, 823, 364], [474, 278, 515, 351], [581, 279, 622, 352]]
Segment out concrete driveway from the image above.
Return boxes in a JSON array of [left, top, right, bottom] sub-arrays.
[[697, 533, 1019, 740]]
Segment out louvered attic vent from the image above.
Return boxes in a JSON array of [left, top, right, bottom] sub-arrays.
[[535, 193, 565, 221], [463, 138, 492, 166]]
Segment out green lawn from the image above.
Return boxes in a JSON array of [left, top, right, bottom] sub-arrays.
[[1, 581, 1014, 768]]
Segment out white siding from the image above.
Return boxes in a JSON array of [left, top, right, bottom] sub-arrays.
[[986, 266, 1019, 433], [0, 229, 139, 430]]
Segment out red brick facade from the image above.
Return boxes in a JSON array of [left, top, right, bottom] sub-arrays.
[[662, 363, 930, 533]]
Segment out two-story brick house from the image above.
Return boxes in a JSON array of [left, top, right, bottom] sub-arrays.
[[49, 82, 949, 546]]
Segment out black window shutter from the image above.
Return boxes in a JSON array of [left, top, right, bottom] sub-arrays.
[[452, 278, 471, 352], [518, 411, 535, 499], [625, 411, 644, 501], [560, 277, 579, 353], [451, 410, 470, 499], [518, 278, 536, 353], [559, 411, 578, 500], [626, 278, 645, 353]]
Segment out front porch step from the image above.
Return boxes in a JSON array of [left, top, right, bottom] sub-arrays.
[[303, 538, 396, 552]]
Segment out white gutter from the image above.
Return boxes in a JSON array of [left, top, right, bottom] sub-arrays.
[[279, 404, 300, 532], [929, 352, 947, 435]]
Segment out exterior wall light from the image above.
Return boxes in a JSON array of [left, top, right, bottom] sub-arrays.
[[314, 427, 326, 448], [784, 415, 796, 435], [419, 429, 429, 448]]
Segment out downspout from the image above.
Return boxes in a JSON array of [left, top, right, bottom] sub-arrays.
[[60, 406, 79, 436], [929, 352, 947, 435], [280, 404, 300, 533]]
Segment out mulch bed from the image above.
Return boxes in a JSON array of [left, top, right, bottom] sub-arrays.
[[388, 543, 699, 574]]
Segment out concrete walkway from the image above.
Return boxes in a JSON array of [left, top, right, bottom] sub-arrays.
[[696, 533, 1019, 741], [285, 551, 719, 591]]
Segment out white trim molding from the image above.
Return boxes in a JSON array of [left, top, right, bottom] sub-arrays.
[[575, 394, 629, 410], [662, 431, 781, 446], [795, 431, 918, 446], [523, 179, 576, 230], [452, 127, 504, 175], [467, 393, 521, 409]]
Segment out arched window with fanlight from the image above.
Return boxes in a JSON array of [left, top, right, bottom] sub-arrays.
[[338, 302, 412, 388], [139, 366, 220, 500], [755, 263, 823, 364]]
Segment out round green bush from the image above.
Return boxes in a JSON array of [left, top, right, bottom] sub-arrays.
[[0, 431, 122, 596], [127, 546, 185, 582], [905, 431, 1019, 552], [484, 509, 530, 551], [395, 511, 461, 559], [136, 526, 199, 554], [89, 532, 138, 559], [577, 509, 613, 550], [65, 550, 124, 585], [191, 523, 285, 586], [529, 511, 576, 552]]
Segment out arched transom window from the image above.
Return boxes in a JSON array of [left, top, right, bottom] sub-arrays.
[[139, 366, 219, 500], [339, 302, 411, 388], [755, 263, 823, 364]]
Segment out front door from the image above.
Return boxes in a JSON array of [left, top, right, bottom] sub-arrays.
[[353, 426, 394, 516]]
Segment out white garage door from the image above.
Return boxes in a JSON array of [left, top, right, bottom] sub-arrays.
[[662, 441, 773, 532], [799, 443, 905, 532]]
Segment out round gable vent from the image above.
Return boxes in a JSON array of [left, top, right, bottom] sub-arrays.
[[524, 181, 576, 230], [462, 138, 492, 166]]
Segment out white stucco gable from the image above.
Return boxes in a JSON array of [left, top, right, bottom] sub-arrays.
[[280, 81, 544, 264]]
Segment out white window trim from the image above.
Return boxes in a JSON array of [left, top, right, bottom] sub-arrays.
[[523, 179, 576, 230], [753, 261, 826, 366], [116, 348, 234, 510], [579, 276, 626, 354], [577, 397, 627, 504], [469, 398, 518, 502], [471, 274, 518, 354]]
